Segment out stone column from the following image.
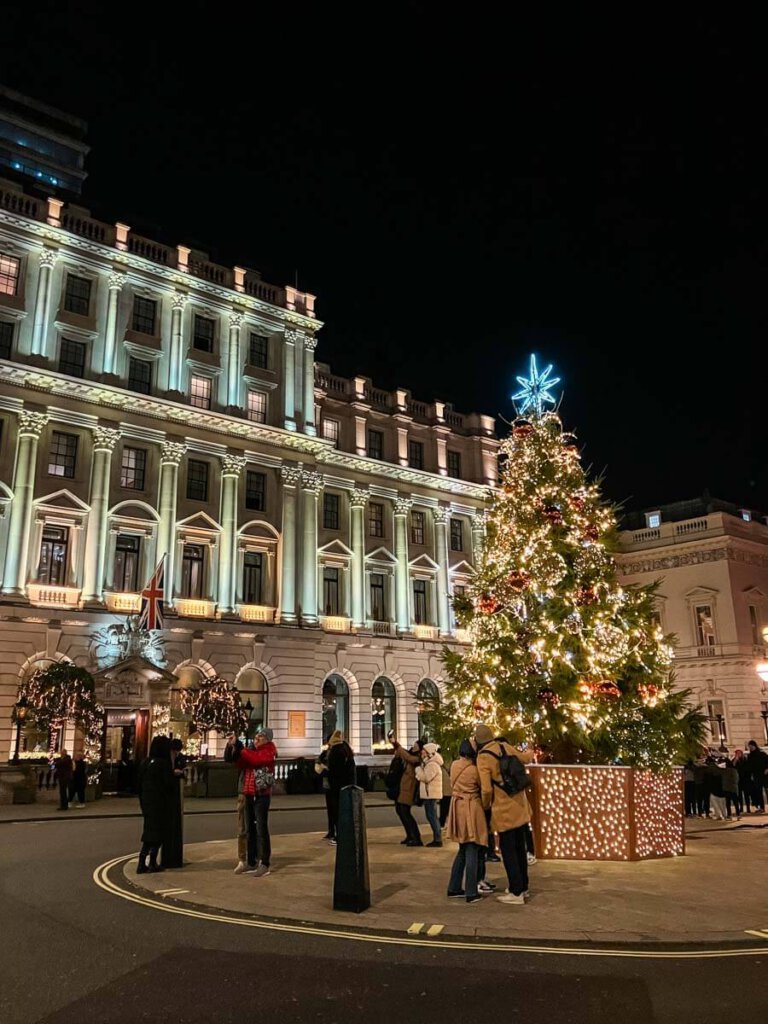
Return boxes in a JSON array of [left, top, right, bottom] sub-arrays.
[[433, 507, 451, 636], [2, 411, 48, 596], [279, 465, 301, 624], [226, 312, 243, 411], [102, 271, 125, 376], [300, 469, 322, 625], [350, 488, 369, 628], [157, 441, 186, 607], [303, 334, 317, 436], [218, 453, 246, 615], [168, 293, 187, 394], [82, 426, 121, 604], [30, 248, 57, 357], [393, 497, 412, 632], [471, 512, 486, 566], [283, 330, 297, 430]]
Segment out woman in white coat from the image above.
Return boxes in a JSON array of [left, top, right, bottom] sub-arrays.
[[415, 742, 444, 846]]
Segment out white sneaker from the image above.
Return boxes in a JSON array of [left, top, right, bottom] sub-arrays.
[[478, 880, 497, 893], [234, 861, 247, 874], [253, 864, 271, 878], [527, 853, 537, 865], [497, 892, 525, 905]]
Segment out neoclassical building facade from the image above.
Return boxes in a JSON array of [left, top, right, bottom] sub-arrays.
[[0, 175, 497, 765]]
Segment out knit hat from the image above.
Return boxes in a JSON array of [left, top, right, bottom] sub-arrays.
[[328, 730, 343, 745], [473, 724, 494, 746], [256, 727, 274, 742], [423, 742, 439, 757]]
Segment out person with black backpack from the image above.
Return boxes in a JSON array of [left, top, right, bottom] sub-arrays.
[[475, 723, 534, 905]]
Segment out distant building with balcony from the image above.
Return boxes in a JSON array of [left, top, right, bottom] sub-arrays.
[[0, 145, 497, 768], [617, 496, 768, 749]]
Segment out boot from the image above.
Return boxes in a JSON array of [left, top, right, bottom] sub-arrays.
[[137, 844, 150, 874], [148, 847, 165, 873]]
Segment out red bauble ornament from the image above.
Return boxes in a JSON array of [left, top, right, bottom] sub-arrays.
[[537, 687, 560, 707], [583, 524, 599, 541], [543, 504, 564, 526], [506, 570, 531, 592], [513, 421, 534, 438], [477, 593, 502, 615], [577, 586, 598, 605], [563, 444, 580, 460], [596, 681, 621, 700], [638, 683, 660, 706], [570, 495, 586, 512]]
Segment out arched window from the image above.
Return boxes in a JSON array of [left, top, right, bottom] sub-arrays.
[[416, 678, 439, 741], [237, 668, 269, 735], [371, 677, 396, 753], [322, 674, 349, 743]]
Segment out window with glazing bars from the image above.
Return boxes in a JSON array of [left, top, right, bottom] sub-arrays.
[[323, 493, 340, 530], [323, 567, 340, 615], [128, 357, 152, 394], [408, 439, 424, 470], [242, 551, 264, 604], [0, 254, 19, 296], [59, 338, 86, 377], [193, 315, 214, 352], [0, 320, 13, 359], [186, 459, 209, 502], [413, 579, 428, 624], [322, 418, 340, 447], [450, 518, 463, 551], [367, 429, 383, 460], [245, 470, 266, 511], [247, 390, 267, 423], [38, 525, 69, 585], [64, 274, 92, 316], [410, 510, 425, 545], [48, 431, 78, 477], [114, 535, 141, 592], [132, 296, 157, 335], [369, 502, 384, 537], [181, 544, 205, 598], [121, 447, 146, 490], [447, 450, 462, 479], [249, 333, 268, 368], [370, 573, 386, 621], [190, 375, 212, 409]]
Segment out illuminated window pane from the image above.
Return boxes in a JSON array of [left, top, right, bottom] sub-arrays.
[[190, 375, 212, 409], [0, 254, 20, 296], [247, 390, 267, 423]]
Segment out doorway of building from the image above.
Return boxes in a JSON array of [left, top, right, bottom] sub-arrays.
[[102, 708, 150, 792]]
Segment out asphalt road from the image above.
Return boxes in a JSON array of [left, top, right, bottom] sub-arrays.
[[2, 807, 766, 1024]]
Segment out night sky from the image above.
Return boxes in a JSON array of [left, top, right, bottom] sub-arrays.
[[2, 7, 765, 513]]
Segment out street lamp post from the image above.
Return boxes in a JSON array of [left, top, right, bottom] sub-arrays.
[[12, 695, 29, 764], [761, 708, 768, 745], [714, 713, 728, 751]]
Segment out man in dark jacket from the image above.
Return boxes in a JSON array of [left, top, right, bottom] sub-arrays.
[[746, 740, 768, 813], [56, 750, 73, 811], [70, 754, 87, 807], [325, 730, 355, 845], [137, 736, 175, 873]]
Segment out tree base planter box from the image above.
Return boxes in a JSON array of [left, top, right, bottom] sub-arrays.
[[528, 764, 684, 861]]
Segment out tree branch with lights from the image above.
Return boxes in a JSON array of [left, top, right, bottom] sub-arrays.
[[17, 662, 104, 763], [180, 675, 248, 736]]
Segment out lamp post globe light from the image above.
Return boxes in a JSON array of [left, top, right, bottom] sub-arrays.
[[12, 695, 29, 764], [756, 661, 768, 685]]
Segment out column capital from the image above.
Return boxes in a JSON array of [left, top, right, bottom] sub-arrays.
[[171, 291, 188, 311], [18, 410, 49, 438], [349, 487, 370, 509], [304, 334, 318, 351], [38, 247, 58, 270], [221, 452, 247, 477], [92, 425, 121, 453], [471, 510, 488, 531], [393, 496, 413, 517], [432, 507, 449, 526], [284, 328, 301, 345], [301, 469, 323, 494], [108, 270, 126, 291], [161, 440, 187, 465], [281, 463, 303, 488], [229, 311, 244, 329]]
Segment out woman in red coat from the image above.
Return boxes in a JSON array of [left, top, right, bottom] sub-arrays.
[[226, 728, 277, 876]]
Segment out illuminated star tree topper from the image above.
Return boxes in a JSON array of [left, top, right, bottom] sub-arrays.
[[511, 354, 561, 418]]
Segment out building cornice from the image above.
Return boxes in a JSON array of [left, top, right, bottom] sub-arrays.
[[618, 537, 768, 575]]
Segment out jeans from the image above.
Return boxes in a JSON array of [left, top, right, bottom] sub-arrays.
[[739, 782, 752, 812], [725, 793, 741, 817], [751, 781, 765, 811], [499, 825, 529, 896], [684, 781, 697, 815], [58, 779, 69, 810], [395, 802, 422, 843], [246, 794, 272, 867], [439, 795, 452, 827], [448, 842, 483, 899], [709, 794, 727, 819], [324, 790, 335, 838], [423, 798, 441, 842]]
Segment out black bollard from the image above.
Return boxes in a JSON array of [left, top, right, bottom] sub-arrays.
[[333, 784, 370, 913]]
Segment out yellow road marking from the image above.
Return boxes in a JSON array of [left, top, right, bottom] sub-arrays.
[[407, 922, 424, 934], [93, 854, 768, 960], [156, 888, 190, 895], [745, 930, 768, 940], [427, 924, 445, 936]]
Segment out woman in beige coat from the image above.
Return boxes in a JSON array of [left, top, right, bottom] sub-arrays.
[[446, 740, 495, 903]]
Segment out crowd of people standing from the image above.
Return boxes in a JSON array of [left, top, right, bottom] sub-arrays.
[[684, 739, 768, 820]]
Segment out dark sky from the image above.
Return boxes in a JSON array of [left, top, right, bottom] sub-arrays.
[[2, 6, 765, 513]]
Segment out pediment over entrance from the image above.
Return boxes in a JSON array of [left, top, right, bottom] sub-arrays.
[[34, 489, 91, 513], [93, 656, 177, 706]]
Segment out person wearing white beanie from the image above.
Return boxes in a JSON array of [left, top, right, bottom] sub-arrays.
[[415, 742, 444, 846]]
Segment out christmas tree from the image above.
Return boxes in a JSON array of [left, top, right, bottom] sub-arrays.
[[180, 675, 248, 736], [18, 662, 104, 762], [437, 357, 704, 769]]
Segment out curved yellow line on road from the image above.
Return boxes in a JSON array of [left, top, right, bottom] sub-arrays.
[[93, 854, 766, 960]]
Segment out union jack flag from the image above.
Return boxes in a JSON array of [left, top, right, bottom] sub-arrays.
[[139, 557, 165, 631]]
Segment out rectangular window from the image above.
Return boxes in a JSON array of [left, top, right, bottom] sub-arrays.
[[450, 518, 463, 551], [369, 502, 384, 538], [128, 357, 152, 395], [706, 699, 727, 743], [750, 605, 761, 646], [249, 333, 268, 368], [64, 274, 92, 316], [447, 450, 462, 479], [646, 511, 661, 529], [408, 439, 424, 470], [132, 296, 157, 335], [120, 447, 147, 490], [181, 544, 205, 598], [367, 429, 383, 460], [186, 459, 209, 502], [114, 535, 141, 592], [48, 431, 78, 478], [453, 584, 466, 599], [413, 579, 428, 625], [242, 551, 264, 605], [323, 567, 340, 615], [245, 470, 266, 511], [247, 390, 267, 423], [58, 338, 86, 378], [370, 572, 386, 621], [695, 605, 716, 647], [193, 314, 215, 352], [190, 374, 212, 409], [411, 510, 425, 545], [323, 493, 340, 530], [0, 320, 13, 359], [322, 418, 340, 447], [38, 525, 69, 585], [0, 253, 20, 296]]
